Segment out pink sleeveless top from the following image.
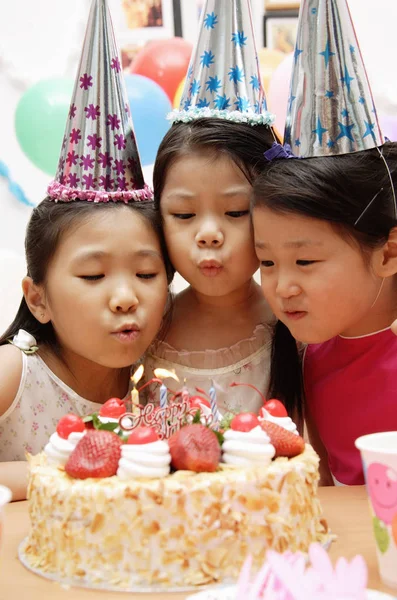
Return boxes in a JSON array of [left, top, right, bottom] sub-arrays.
[[304, 328, 397, 486]]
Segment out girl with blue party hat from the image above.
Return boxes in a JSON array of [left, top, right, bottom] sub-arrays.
[[0, 0, 172, 499], [143, 0, 284, 419], [251, 0, 397, 486]]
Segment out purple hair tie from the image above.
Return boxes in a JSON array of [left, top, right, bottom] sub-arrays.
[[264, 142, 298, 161]]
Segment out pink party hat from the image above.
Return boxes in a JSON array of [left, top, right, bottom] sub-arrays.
[[48, 0, 152, 203]]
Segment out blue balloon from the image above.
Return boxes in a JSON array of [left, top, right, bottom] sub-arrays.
[[0, 160, 10, 178], [8, 181, 34, 207], [124, 74, 172, 166]]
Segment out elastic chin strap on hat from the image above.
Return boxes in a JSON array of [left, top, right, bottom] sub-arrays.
[[369, 277, 385, 311], [354, 147, 397, 227], [377, 147, 397, 220]]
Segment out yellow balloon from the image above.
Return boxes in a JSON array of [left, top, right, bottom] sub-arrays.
[[258, 47, 285, 94], [173, 77, 186, 109]]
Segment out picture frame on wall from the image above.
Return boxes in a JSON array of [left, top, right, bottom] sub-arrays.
[[265, 0, 300, 10], [250, 0, 267, 48], [264, 11, 299, 54], [109, 0, 175, 71], [173, 0, 204, 40]]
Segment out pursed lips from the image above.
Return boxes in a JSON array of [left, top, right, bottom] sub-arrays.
[[112, 323, 140, 334], [198, 259, 223, 269]]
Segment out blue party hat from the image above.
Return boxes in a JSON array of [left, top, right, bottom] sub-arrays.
[[168, 0, 274, 127], [284, 0, 384, 157]]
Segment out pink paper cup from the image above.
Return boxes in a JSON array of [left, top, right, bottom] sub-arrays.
[[355, 431, 397, 589], [0, 485, 12, 553]]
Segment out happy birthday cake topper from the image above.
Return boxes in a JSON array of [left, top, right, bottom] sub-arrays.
[[119, 399, 214, 439]]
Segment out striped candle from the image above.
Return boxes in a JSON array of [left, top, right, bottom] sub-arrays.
[[159, 383, 168, 436], [159, 383, 168, 409], [209, 380, 218, 428], [181, 379, 189, 405]]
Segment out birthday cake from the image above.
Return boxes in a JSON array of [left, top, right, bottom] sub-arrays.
[[21, 390, 329, 590]]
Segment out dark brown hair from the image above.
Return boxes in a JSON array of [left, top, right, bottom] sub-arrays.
[[252, 142, 397, 420], [153, 118, 278, 208], [0, 198, 174, 352]]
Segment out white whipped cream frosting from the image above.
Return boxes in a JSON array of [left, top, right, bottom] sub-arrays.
[[222, 425, 275, 467], [117, 440, 171, 480], [260, 409, 299, 435], [97, 416, 119, 424], [97, 415, 128, 434], [44, 431, 86, 465]]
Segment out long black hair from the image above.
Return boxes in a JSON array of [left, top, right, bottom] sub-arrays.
[[0, 198, 174, 353], [252, 142, 397, 420], [153, 118, 278, 207]]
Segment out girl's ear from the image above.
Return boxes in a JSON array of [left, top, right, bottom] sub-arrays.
[[22, 277, 50, 324], [374, 227, 397, 278]]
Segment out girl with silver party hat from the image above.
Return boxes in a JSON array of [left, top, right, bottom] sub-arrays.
[[142, 0, 284, 421], [0, 0, 173, 500], [251, 0, 397, 486]]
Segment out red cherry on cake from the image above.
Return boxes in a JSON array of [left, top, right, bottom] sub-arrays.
[[230, 412, 260, 432], [56, 414, 85, 440], [99, 397, 126, 418], [127, 427, 159, 445], [261, 399, 288, 418], [189, 396, 211, 410]]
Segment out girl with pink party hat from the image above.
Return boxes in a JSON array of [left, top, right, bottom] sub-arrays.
[[252, 0, 397, 486], [0, 0, 172, 499]]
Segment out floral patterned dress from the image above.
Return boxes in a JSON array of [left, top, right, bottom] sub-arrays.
[[0, 334, 132, 461]]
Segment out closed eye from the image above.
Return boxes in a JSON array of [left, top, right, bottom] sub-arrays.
[[80, 275, 104, 281], [136, 273, 157, 279], [296, 260, 317, 266], [260, 261, 274, 268], [226, 210, 249, 218], [172, 213, 195, 220]]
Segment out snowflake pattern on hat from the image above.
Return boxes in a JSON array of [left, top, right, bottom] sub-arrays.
[[168, 0, 274, 127]]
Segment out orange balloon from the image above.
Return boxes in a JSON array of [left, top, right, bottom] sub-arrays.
[[258, 47, 286, 94], [130, 38, 193, 103], [173, 77, 186, 109]]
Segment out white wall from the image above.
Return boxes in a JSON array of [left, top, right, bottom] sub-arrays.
[[0, 0, 396, 312], [348, 0, 397, 115]]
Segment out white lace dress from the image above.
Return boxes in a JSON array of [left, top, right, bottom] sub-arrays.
[[143, 324, 273, 416]]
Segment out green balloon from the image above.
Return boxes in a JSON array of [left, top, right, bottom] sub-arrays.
[[15, 78, 73, 176]]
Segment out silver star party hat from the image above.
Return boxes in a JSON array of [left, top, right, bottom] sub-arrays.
[[284, 0, 384, 157], [168, 0, 274, 127], [48, 0, 152, 203]]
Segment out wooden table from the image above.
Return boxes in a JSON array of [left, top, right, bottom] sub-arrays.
[[1, 486, 396, 599]]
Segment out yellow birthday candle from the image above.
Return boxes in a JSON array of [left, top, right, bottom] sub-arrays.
[[130, 364, 144, 415]]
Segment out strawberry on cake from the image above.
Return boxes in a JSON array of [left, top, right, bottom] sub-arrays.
[[21, 397, 330, 590]]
